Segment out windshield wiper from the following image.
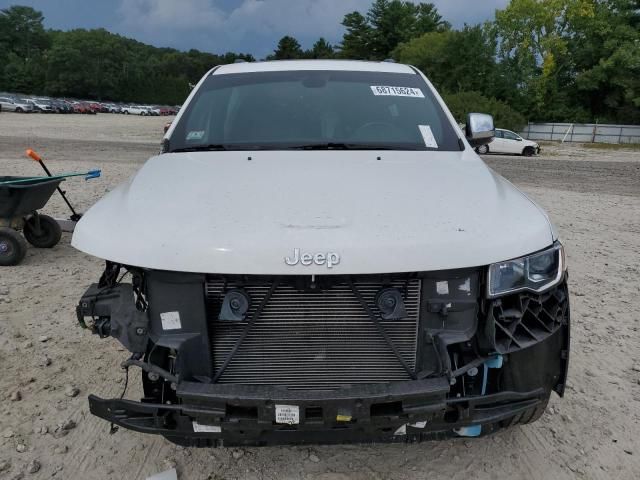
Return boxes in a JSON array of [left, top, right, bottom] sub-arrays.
[[282, 143, 421, 151], [171, 143, 424, 152], [171, 144, 229, 152]]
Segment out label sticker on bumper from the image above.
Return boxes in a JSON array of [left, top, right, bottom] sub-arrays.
[[160, 311, 181, 330], [275, 404, 300, 425], [436, 280, 449, 295], [192, 421, 221, 433]]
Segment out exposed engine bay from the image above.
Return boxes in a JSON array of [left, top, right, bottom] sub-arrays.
[[77, 261, 569, 446]]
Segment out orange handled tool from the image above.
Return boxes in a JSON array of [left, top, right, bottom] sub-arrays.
[[26, 149, 42, 162], [25, 148, 82, 221]]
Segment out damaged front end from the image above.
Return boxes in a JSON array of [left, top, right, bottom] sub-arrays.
[[77, 259, 570, 447]]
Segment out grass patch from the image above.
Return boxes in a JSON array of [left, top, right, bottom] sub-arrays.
[[582, 142, 640, 151]]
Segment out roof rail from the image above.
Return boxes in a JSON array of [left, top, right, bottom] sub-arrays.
[[383, 58, 396, 63], [234, 59, 247, 64]]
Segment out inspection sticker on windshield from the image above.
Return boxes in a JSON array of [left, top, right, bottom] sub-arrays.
[[186, 130, 205, 141], [418, 125, 439, 148], [275, 405, 300, 425], [370, 86, 425, 98]]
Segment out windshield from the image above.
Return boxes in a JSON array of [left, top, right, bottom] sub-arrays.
[[168, 70, 461, 152]]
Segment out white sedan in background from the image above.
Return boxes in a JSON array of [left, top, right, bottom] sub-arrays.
[[477, 128, 540, 156], [122, 105, 150, 115]]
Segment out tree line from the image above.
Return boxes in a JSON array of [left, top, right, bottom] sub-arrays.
[[1, 1, 638, 128]]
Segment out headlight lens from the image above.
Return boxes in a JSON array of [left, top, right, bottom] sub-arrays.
[[488, 242, 565, 297]]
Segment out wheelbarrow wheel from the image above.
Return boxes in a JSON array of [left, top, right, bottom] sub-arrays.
[[0, 228, 28, 266], [24, 215, 62, 248]]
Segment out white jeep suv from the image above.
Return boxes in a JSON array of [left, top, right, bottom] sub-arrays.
[[74, 60, 569, 447]]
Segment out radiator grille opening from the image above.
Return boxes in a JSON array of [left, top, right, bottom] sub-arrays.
[[205, 276, 420, 390]]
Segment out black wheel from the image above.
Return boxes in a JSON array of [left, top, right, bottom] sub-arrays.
[[522, 146, 535, 157], [0, 228, 28, 266], [16, 107, 23, 113], [23, 215, 62, 248], [501, 394, 550, 428], [477, 144, 490, 154]]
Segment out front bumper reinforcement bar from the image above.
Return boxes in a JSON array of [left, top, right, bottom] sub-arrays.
[[88, 379, 547, 445]]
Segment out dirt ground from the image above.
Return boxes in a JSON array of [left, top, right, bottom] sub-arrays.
[[0, 113, 639, 480]]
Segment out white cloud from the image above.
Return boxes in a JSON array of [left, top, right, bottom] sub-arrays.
[[115, 0, 509, 57], [118, 0, 225, 30], [225, 0, 371, 39]]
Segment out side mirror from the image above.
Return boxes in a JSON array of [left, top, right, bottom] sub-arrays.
[[465, 113, 495, 148]]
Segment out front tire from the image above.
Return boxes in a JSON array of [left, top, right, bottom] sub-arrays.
[[23, 215, 62, 248], [522, 146, 535, 157], [0, 228, 28, 266], [477, 144, 490, 154]]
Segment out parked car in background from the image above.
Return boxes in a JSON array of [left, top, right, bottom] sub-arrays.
[[0, 96, 34, 112], [121, 105, 149, 115], [71, 101, 94, 114], [26, 98, 54, 113], [0, 92, 180, 116], [158, 106, 176, 116], [70, 101, 86, 114], [51, 99, 73, 113], [476, 128, 540, 156], [86, 102, 101, 114], [103, 103, 122, 113], [142, 105, 160, 116]]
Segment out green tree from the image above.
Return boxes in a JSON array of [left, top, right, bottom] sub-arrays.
[[0, 5, 49, 59], [0, 5, 254, 103], [393, 25, 498, 95], [270, 36, 304, 60], [494, 0, 597, 119], [571, 0, 640, 122], [0, 5, 50, 91], [309, 38, 335, 59], [1, 0, 638, 121], [367, 0, 448, 59], [340, 12, 374, 59], [340, 1, 448, 60]]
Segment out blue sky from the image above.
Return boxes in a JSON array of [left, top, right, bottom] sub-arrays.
[[0, 0, 509, 58]]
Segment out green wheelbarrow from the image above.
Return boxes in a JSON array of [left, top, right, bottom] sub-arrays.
[[0, 167, 101, 266], [0, 176, 66, 266]]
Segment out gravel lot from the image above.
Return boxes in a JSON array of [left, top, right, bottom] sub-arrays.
[[1, 113, 639, 480]]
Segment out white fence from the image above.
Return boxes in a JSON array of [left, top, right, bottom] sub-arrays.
[[520, 122, 640, 144]]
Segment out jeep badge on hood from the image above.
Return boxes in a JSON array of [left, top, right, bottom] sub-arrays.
[[285, 248, 340, 268]]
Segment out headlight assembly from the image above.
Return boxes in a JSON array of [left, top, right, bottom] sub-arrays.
[[488, 242, 566, 297]]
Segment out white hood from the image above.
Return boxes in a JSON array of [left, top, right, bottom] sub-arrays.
[[72, 150, 554, 274]]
